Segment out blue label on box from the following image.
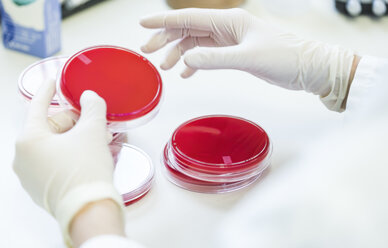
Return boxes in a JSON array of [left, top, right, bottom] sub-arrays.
[[0, 0, 61, 58]]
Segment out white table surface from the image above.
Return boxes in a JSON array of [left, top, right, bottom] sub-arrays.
[[1, 0, 388, 247]]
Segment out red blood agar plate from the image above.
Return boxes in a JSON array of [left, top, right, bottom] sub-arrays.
[[162, 115, 272, 193], [18, 56, 68, 114], [110, 134, 154, 206], [56, 45, 163, 132]]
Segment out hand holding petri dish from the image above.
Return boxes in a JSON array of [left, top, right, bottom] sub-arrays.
[[18, 45, 161, 205], [18, 45, 163, 130]]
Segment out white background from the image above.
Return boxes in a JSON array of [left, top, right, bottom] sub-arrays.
[[1, 0, 388, 247]]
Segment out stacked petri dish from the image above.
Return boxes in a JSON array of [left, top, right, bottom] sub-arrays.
[[110, 133, 154, 206], [18, 45, 161, 204], [162, 115, 272, 193]]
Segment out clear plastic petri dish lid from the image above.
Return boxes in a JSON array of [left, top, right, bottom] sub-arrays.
[[18, 56, 68, 114], [56, 45, 163, 133], [162, 143, 263, 194], [166, 140, 272, 183], [111, 134, 154, 205], [161, 115, 272, 193], [170, 115, 271, 175]]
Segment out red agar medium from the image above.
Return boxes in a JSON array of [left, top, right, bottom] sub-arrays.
[[60, 46, 162, 121], [162, 116, 272, 193], [171, 116, 270, 173]]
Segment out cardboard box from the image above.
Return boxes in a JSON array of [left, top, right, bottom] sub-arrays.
[[0, 0, 61, 58]]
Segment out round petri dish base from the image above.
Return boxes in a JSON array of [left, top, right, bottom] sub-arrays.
[[111, 138, 154, 205], [123, 188, 152, 206], [165, 142, 272, 183], [170, 115, 271, 174], [162, 156, 262, 194], [162, 144, 264, 194], [161, 115, 272, 193], [106, 100, 162, 132]]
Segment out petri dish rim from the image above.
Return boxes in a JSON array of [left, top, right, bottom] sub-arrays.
[[172, 144, 271, 174], [162, 145, 263, 194], [112, 142, 155, 205], [56, 45, 163, 121], [18, 56, 69, 106], [170, 115, 271, 170], [164, 141, 272, 182]]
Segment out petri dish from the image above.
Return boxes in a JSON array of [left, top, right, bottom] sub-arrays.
[[162, 115, 272, 193], [162, 144, 263, 194], [18, 56, 68, 114], [18, 51, 159, 205], [56, 45, 163, 132], [110, 134, 154, 205]]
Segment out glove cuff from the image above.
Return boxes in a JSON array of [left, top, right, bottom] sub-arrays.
[[320, 47, 355, 112], [54, 182, 124, 247]]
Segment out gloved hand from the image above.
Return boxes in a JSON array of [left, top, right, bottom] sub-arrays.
[[140, 8, 356, 112], [13, 80, 124, 246]]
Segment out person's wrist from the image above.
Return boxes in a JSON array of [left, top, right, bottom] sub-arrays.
[[342, 55, 361, 109], [70, 199, 125, 248], [348, 55, 361, 85], [55, 182, 124, 248]]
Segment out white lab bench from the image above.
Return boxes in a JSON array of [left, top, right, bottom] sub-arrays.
[[1, 0, 387, 247]]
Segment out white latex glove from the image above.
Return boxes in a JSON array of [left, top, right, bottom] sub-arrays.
[[140, 8, 355, 111], [13, 80, 124, 246]]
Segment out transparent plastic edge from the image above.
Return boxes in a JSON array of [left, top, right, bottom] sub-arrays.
[[18, 56, 69, 105], [166, 139, 273, 183], [113, 143, 155, 203], [161, 149, 264, 194]]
